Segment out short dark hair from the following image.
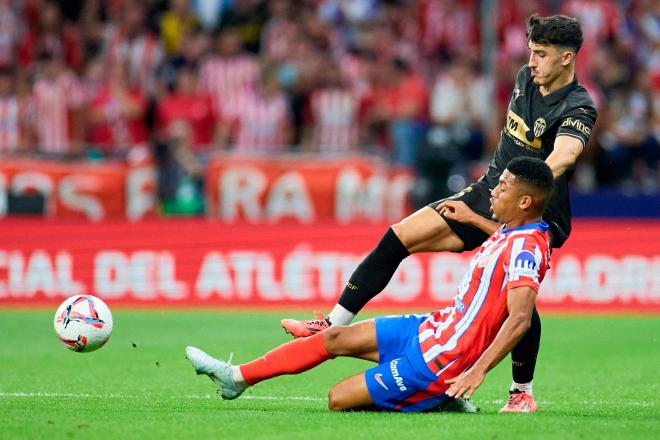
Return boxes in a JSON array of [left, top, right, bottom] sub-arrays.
[[506, 157, 554, 213], [527, 14, 583, 54]]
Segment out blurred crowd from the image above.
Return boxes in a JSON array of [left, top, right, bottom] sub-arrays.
[[0, 0, 658, 212]]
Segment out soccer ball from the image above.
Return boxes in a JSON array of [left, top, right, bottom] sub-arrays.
[[53, 295, 113, 353]]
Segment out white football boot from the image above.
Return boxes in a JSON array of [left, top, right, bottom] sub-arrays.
[[186, 346, 247, 400]]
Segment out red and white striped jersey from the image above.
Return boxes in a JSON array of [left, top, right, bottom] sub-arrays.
[[32, 72, 83, 153], [231, 90, 290, 153], [198, 54, 259, 121], [0, 2, 22, 67], [0, 95, 30, 153], [103, 26, 164, 95], [308, 88, 361, 153], [417, 221, 550, 377]]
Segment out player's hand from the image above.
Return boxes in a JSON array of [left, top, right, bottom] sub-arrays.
[[444, 368, 486, 400], [436, 200, 477, 225]]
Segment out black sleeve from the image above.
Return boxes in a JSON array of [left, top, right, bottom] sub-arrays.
[[556, 104, 597, 147], [508, 66, 529, 104]]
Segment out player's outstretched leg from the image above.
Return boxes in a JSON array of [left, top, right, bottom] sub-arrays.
[[188, 321, 378, 400], [500, 307, 541, 413], [281, 208, 463, 337]]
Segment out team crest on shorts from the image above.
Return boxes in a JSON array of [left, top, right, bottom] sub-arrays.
[[533, 117, 546, 138]]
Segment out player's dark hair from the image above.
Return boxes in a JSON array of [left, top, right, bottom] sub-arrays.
[[506, 157, 554, 213], [527, 14, 583, 54]]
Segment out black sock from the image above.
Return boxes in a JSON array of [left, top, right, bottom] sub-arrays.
[[511, 307, 541, 384], [337, 227, 410, 314]]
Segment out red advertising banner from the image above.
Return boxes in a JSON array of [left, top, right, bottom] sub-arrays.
[[0, 156, 412, 222], [205, 155, 413, 223], [0, 158, 156, 220], [0, 219, 658, 312]]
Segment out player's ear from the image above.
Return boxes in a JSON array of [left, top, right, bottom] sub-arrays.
[[519, 194, 533, 211], [561, 50, 574, 66]]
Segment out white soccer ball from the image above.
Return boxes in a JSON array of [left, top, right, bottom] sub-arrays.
[[53, 295, 113, 353]]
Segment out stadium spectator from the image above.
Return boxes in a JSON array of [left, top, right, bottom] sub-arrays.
[[159, 29, 211, 91], [156, 119, 205, 215], [497, 0, 551, 66], [31, 51, 84, 155], [190, 0, 227, 30], [198, 27, 259, 127], [80, 56, 105, 104], [160, 0, 200, 56], [156, 65, 219, 150], [103, 1, 164, 96], [588, 41, 630, 98], [86, 61, 149, 158], [429, 58, 493, 169], [338, 48, 374, 100], [18, 1, 83, 72], [563, 0, 625, 77], [260, 0, 298, 64], [366, 58, 428, 166], [418, 0, 480, 61], [0, 68, 32, 154], [303, 61, 363, 153], [0, 0, 23, 68], [227, 65, 292, 153], [597, 69, 659, 189], [219, 0, 268, 54]]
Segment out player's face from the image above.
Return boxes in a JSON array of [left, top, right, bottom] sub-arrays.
[[528, 42, 567, 88], [490, 170, 520, 223]]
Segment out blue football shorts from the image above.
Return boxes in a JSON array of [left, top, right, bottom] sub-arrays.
[[364, 314, 449, 412]]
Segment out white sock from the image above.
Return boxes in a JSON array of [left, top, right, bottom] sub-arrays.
[[327, 304, 355, 326], [510, 381, 533, 395], [232, 366, 248, 387]]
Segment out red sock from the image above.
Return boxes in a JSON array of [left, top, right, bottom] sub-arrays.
[[240, 332, 335, 386]]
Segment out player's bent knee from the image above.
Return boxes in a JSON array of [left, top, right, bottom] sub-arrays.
[[327, 387, 342, 411], [322, 326, 347, 355], [390, 222, 411, 246], [327, 385, 351, 412], [328, 374, 373, 411]]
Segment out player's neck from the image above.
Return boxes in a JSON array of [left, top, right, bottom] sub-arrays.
[[504, 216, 542, 230], [539, 68, 575, 96]]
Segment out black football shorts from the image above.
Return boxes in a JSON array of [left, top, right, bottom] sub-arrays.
[[428, 179, 562, 250], [427, 180, 494, 251]]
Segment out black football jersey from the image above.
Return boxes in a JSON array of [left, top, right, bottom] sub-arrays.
[[483, 65, 597, 247]]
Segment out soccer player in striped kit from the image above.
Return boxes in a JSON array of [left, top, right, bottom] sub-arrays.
[[282, 14, 597, 412], [187, 157, 552, 413]]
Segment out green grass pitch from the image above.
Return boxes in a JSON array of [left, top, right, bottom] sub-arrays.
[[1, 310, 658, 439]]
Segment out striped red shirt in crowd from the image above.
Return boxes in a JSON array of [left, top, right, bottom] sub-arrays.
[[198, 54, 259, 122], [230, 88, 291, 153], [0, 95, 31, 153], [32, 71, 83, 153], [103, 24, 164, 96], [307, 88, 362, 153]]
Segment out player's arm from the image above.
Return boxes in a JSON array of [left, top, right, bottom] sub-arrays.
[[545, 134, 584, 178], [445, 286, 537, 399], [436, 200, 499, 235]]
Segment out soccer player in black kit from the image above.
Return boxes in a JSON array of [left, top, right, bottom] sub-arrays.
[[283, 14, 597, 412]]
